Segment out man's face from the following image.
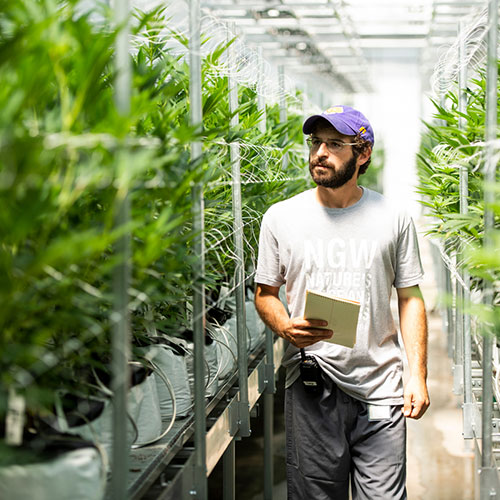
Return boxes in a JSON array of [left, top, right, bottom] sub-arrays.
[[308, 123, 358, 189]]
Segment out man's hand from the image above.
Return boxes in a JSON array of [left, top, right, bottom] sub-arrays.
[[397, 285, 429, 419], [254, 284, 333, 348], [281, 318, 333, 348], [402, 375, 430, 419]]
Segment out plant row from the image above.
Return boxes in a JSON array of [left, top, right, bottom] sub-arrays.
[[417, 61, 500, 331], [0, 0, 311, 438], [0, 0, 387, 460]]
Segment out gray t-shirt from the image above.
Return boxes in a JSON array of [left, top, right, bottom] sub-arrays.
[[255, 187, 424, 404]]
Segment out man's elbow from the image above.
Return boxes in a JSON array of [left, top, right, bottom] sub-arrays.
[[254, 283, 280, 307], [397, 285, 424, 302]]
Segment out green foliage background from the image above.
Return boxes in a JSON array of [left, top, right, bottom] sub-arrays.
[[0, 0, 311, 420], [417, 64, 500, 333], [0, 0, 386, 427]]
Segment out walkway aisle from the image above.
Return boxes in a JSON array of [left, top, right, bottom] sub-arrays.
[[405, 228, 475, 499]]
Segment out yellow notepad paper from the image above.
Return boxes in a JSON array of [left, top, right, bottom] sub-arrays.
[[303, 290, 360, 348]]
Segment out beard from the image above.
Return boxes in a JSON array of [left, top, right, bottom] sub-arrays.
[[309, 154, 357, 189]]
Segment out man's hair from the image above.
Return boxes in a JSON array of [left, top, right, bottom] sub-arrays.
[[352, 134, 372, 176]]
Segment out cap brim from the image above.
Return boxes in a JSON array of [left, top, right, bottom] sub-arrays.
[[302, 114, 356, 137]]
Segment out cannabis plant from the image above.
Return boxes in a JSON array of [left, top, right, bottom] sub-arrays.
[[417, 63, 500, 332]]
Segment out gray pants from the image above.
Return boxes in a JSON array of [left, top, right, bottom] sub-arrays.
[[285, 376, 406, 500]]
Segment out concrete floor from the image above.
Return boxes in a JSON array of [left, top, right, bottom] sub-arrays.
[[405, 309, 475, 500], [209, 231, 476, 499]]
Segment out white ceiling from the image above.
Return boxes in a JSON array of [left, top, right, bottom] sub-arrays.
[[200, 0, 489, 95]]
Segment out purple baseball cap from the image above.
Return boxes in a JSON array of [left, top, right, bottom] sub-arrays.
[[303, 105, 374, 145]]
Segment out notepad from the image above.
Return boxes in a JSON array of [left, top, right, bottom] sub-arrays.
[[303, 290, 360, 348]]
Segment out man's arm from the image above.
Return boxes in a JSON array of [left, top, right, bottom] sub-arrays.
[[397, 285, 430, 419], [254, 283, 333, 348]]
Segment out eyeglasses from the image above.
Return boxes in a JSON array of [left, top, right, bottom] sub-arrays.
[[306, 137, 358, 154]]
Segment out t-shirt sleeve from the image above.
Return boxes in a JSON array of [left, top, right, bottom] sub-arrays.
[[254, 211, 286, 287], [394, 217, 424, 288]]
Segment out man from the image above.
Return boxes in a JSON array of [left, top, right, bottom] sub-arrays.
[[254, 105, 429, 500]]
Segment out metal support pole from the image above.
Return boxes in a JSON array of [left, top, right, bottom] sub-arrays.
[[111, 182, 131, 500], [263, 389, 274, 500], [189, 0, 207, 497], [462, 267, 474, 437], [445, 266, 454, 359], [114, 0, 130, 117], [438, 69, 452, 352], [278, 66, 288, 169], [458, 19, 475, 437], [223, 440, 236, 500], [111, 1, 131, 498], [481, 336, 497, 499], [454, 21, 469, 397], [257, 47, 266, 136], [301, 91, 309, 162], [228, 25, 251, 438], [453, 254, 464, 395], [480, 0, 498, 496], [439, 67, 454, 362], [263, 327, 275, 500], [440, 254, 448, 337], [257, 54, 275, 499]]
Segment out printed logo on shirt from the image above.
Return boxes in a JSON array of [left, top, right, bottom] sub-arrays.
[[303, 238, 378, 270], [303, 238, 378, 312]]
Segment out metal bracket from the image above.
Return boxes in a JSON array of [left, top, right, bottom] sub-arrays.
[[227, 398, 239, 438], [472, 377, 483, 390], [263, 327, 277, 395], [453, 364, 464, 395], [237, 399, 251, 438], [258, 361, 276, 395], [479, 466, 499, 499], [475, 402, 483, 439], [224, 396, 249, 439], [182, 455, 206, 499], [463, 402, 476, 439], [258, 363, 266, 394], [492, 418, 500, 443]]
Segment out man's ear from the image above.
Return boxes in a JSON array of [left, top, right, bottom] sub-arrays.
[[357, 145, 372, 166]]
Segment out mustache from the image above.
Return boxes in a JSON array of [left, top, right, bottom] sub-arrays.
[[311, 161, 332, 168]]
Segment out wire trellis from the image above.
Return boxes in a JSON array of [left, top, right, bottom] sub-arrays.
[[205, 139, 309, 186], [128, 0, 319, 113], [430, 5, 500, 96], [3, 0, 314, 428]]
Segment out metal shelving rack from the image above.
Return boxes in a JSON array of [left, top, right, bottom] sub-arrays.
[[124, 334, 286, 499], [104, 1, 294, 498], [438, 2, 499, 498]]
